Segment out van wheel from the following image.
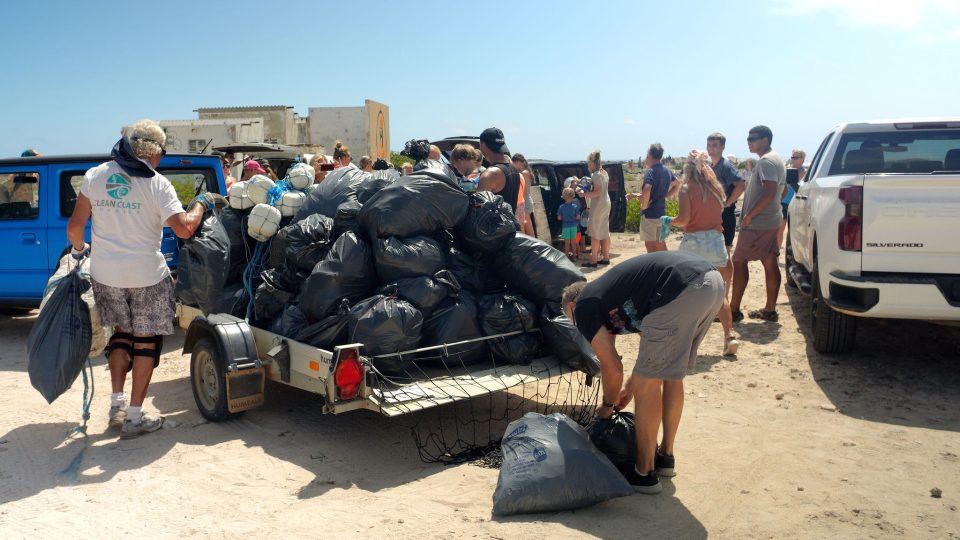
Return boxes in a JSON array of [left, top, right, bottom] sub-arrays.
[[784, 229, 797, 289], [191, 337, 240, 422], [811, 259, 856, 353]]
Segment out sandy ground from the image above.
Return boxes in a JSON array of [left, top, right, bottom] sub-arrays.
[[1, 232, 959, 539]]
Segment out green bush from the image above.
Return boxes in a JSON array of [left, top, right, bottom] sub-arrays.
[[625, 198, 679, 234], [390, 151, 413, 170]]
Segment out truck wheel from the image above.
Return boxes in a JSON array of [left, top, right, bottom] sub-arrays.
[[191, 337, 240, 422], [784, 229, 797, 289], [811, 260, 856, 353]]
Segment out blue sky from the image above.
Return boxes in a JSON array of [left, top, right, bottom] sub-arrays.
[[2, 0, 958, 162]]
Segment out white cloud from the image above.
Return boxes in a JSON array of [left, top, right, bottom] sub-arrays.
[[771, 0, 960, 40]]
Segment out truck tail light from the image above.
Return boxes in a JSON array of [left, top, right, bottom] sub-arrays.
[[838, 186, 862, 252], [334, 348, 363, 401]]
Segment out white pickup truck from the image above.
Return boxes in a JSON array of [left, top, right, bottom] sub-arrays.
[[787, 118, 960, 353]]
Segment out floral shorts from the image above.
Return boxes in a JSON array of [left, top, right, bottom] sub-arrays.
[[91, 277, 175, 335]]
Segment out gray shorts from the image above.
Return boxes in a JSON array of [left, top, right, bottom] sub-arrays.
[[634, 270, 725, 380], [639, 217, 661, 242], [92, 278, 176, 336]]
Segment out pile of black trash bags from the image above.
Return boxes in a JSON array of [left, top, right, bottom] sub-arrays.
[[177, 161, 598, 377]]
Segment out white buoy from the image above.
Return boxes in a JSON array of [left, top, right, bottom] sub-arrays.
[[277, 190, 306, 217], [247, 175, 276, 205], [247, 203, 282, 242], [228, 181, 254, 210], [286, 163, 315, 190]]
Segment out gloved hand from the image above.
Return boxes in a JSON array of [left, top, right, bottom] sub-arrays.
[[71, 242, 90, 260], [659, 215, 671, 242], [190, 192, 228, 211]]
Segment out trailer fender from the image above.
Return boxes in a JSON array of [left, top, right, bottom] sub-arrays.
[[182, 314, 259, 371]]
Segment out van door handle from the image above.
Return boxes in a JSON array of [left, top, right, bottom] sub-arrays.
[[794, 194, 807, 200], [20, 233, 39, 245]]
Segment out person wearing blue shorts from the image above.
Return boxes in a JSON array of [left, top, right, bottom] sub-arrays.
[[557, 187, 580, 259]]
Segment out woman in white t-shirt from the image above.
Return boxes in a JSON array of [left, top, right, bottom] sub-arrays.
[[67, 119, 225, 439]]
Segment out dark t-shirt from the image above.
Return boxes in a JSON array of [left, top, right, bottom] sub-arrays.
[[573, 252, 713, 341], [491, 162, 521, 214], [642, 163, 673, 218], [711, 157, 743, 198]]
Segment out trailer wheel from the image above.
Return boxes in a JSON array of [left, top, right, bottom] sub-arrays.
[[191, 337, 240, 422]]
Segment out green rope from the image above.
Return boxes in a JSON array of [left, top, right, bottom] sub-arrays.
[[66, 358, 94, 437]]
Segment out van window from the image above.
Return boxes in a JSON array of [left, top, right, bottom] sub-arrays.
[[60, 172, 85, 217], [0, 172, 40, 220], [158, 169, 215, 207], [828, 130, 960, 175]]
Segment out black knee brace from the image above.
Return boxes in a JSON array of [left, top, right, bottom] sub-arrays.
[[132, 335, 164, 369], [106, 332, 135, 357]]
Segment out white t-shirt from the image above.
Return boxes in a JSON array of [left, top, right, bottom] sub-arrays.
[[80, 161, 184, 288]]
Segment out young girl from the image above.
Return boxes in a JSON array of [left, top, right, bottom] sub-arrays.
[[557, 187, 581, 259]]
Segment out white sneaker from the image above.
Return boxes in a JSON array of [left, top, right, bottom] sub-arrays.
[[723, 337, 740, 356], [120, 413, 164, 439], [108, 405, 127, 428]]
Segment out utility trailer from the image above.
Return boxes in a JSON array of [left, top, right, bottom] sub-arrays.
[[177, 304, 576, 420]]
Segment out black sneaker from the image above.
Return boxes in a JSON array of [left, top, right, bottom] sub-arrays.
[[655, 452, 676, 477], [621, 465, 662, 494]]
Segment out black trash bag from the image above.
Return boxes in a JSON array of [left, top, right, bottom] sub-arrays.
[[27, 271, 93, 404], [377, 270, 460, 318], [492, 412, 633, 516], [413, 159, 461, 189], [539, 307, 600, 377], [217, 283, 251, 318], [358, 174, 469, 239], [295, 300, 351, 349], [400, 138, 431, 161], [444, 242, 499, 293], [270, 304, 308, 338], [299, 231, 377, 320], [587, 412, 637, 469], [356, 171, 397, 204], [374, 236, 445, 282], [348, 295, 423, 374], [219, 206, 253, 284], [294, 166, 370, 221], [478, 293, 540, 365], [176, 212, 230, 314], [420, 290, 487, 366], [332, 198, 362, 239], [253, 278, 295, 325], [494, 234, 585, 311], [455, 191, 517, 255], [272, 213, 334, 273]]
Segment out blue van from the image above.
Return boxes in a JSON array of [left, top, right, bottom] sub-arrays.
[[0, 153, 226, 310]]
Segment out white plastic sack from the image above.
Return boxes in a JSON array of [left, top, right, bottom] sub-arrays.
[[492, 412, 632, 516], [40, 255, 110, 358], [247, 203, 282, 242], [277, 190, 306, 217], [286, 163, 315, 190], [247, 175, 276, 206], [228, 181, 254, 210]]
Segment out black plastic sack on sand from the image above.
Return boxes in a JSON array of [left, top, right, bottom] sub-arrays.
[[587, 412, 637, 469], [299, 231, 377, 320], [217, 283, 250, 318], [494, 234, 585, 311], [348, 295, 423, 374], [478, 293, 539, 365], [333, 198, 362, 239], [272, 214, 334, 273], [539, 307, 600, 377], [27, 271, 93, 404], [420, 290, 487, 366], [219, 207, 253, 284], [374, 236, 445, 282], [270, 304, 308, 338], [358, 174, 469, 239], [377, 270, 460, 318], [455, 191, 518, 255], [295, 166, 370, 221], [492, 412, 632, 516], [295, 300, 351, 350], [176, 212, 230, 314]]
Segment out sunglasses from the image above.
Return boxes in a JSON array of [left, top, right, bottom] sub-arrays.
[[747, 135, 764, 142], [133, 137, 166, 156], [791, 156, 803, 160]]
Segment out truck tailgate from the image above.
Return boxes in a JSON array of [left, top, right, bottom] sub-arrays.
[[862, 174, 960, 273]]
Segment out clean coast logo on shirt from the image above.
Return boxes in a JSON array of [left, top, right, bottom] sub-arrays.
[[106, 174, 131, 200]]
